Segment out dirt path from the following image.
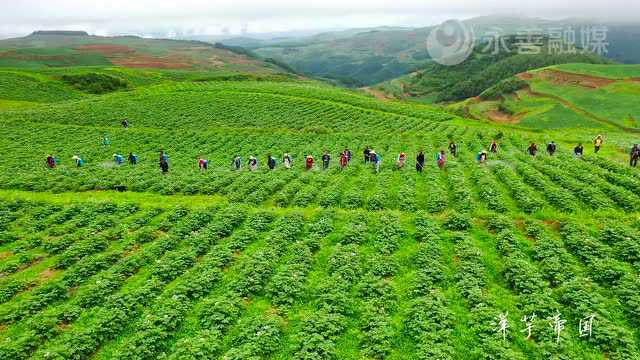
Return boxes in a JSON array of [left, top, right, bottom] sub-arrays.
[[361, 87, 389, 101], [529, 69, 615, 88]]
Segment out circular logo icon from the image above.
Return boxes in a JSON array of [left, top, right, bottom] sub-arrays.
[[426, 19, 474, 66]]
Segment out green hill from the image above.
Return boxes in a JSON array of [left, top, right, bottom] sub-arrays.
[[457, 63, 640, 131], [1, 60, 640, 360], [375, 36, 609, 103], [223, 16, 640, 87], [0, 31, 288, 75]]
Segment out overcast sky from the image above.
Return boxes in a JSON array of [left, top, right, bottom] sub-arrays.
[[1, 0, 638, 39]]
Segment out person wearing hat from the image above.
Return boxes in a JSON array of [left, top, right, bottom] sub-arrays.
[[128, 152, 137, 165], [594, 135, 604, 153], [72, 155, 84, 167], [397, 152, 406, 169], [370, 150, 380, 173], [232, 155, 242, 170], [477, 150, 488, 164], [113, 154, 124, 165], [449, 141, 457, 157], [283, 153, 292, 169], [46, 154, 56, 168], [436, 150, 446, 170], [248, 156, 258, 171], [305, 155, 314, 170]]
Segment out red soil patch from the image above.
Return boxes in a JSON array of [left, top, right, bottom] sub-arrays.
[[535, 69, 614, 88], [485, 109, 525, 124], [516, 72, 534, 80], [362, 87, 389, 101], [110, 54, 192, 69], [75, 44, 136, 55], [76, 43, 193, 69]]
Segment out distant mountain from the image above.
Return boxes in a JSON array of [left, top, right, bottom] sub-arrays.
[[214, 16, 640, 87], [0, 31, 291, 75]]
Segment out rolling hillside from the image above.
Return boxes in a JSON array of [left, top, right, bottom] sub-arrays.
[[219, 16, 640, 87], [455, 63, 640, 131], [374, 36, 609, 103], [0, 31, 287, 75], [1, 57, 640, 360]]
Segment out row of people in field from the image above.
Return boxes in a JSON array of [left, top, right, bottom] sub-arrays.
[[45, 140, 640, 171]]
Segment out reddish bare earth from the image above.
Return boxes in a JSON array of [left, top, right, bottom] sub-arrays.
[[75, 44, 135, 54], [76, 44, 193, 69], [534, 69, 614, 88]]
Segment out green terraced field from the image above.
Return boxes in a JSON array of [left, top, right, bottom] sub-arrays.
[[460, 63, 640, 131], [1, 65, 640, 360]]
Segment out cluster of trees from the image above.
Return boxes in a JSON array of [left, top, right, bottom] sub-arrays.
[[60, 73, 129, 94], [408, 36, 608, 102]]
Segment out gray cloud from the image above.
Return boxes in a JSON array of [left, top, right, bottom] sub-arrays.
[[1, 0, 638, 38]]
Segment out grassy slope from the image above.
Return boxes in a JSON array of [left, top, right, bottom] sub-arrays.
[[0, 64, 639, 360], [460, 63, 640, 131], [0, 33, 286, 75]]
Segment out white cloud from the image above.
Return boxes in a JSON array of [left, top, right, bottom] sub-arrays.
[[1, 0, 638, 38]]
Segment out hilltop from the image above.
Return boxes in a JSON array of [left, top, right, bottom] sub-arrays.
[[0, 31, 290, 75]]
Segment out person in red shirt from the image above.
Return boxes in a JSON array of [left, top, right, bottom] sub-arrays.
[[305, 155, 314, 170]]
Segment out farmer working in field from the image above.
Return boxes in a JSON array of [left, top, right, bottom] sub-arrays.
[[128, 152, 137, 165], [490, 140, 498, 154], [370, 151, 380, 173], [345, 148, 352, 162], [46, 154, 55, 168], [574, 143, 584, 158], [113, 153, 124, 165], [477, 150, 488, 164], [248, 156, 258, 171], [527, 143, 538, 156], [305, 155, 314, 170], [364, 146, 371, 163], [160, 159, 169, 174], [340, 151, 348, 169], [159, 150, 169, 164], [416, 150, 425, 173], [547, 141, 557, 156], [72, 155, 84, 167], [121, 119, 129, 128], [102, 133, 111, 146], [283, 153, 292, 169], [436, 150, 446, 170], [449, 141, 457, 157], [594, 135, 604, 153], [631, 144, 640, 167], [233, 155, 242, 170], [198, 157, 208, 171], [322, 151, 330, 170], [268, 154, 276, 170], [397, 152, 406, 169]]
